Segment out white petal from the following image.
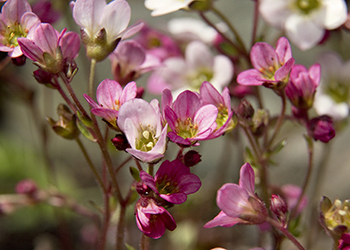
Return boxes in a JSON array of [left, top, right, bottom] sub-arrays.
[[285, 14, 324, 50], [322, 0, 347, 29], [259, 0, 291, 29], [186, 41, 213, 69], [210, 55, 234, 91], [314, 94, 349, 120]]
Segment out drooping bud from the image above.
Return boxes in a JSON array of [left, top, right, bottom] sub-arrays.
[[309, 115, 336, 143], [111, 134, 130, 151], [270, 194, 288, 226], [11, 55, 26, 66], [33, 69, 54, 86], [46, 104, 80, 140], [236, 99, 255, 120], [251, 109, 269, 137], [183, 150, 202, 167], [15, 179, 37, 195]]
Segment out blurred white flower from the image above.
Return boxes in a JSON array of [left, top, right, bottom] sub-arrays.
[[313, 52, 350, 120], [144, 0, 194, 16], [168, 17, 218, 44], [259, 0, 347, 50]]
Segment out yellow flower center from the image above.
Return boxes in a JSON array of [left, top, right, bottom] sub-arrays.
[[295, 0, 320, 15], [135, 124, 158, 152], [2, 22, 28, 48]]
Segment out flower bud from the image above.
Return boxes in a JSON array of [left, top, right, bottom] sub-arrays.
[[183, 150, 202, 167], [11, 55, 26, 66], [270, 194, 288, 226], [111, 134, 130, 151], [15, 179, 37, 195], [33, 69, 54, 85], [309, 115, 336, 143], [251, 109, 269, 137], [236, 99, 254, 120], [46, 104, 80, 140]]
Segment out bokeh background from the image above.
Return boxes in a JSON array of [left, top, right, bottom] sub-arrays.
[[1, 0, 350, 249]]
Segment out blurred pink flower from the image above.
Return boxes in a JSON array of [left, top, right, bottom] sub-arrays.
[[84, 79, 137, 128], [237, 37, 294, 88], [0, 0, 41, 57], [139, 159, 201, 204], [281, 184, 308, 216], [148, 40, 233, 97], [135, 197, 176, 239], [117, 98, 167, 163], [308, 115, 336, 143], [109, 40, 161, 86], [164, 90, 218, 146], [204, 163, 267, 228], [32, 0, 61, 24]]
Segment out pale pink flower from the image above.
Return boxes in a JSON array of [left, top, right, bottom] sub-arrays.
[[237, 37, 294, 88], [83, 79, 137, 128], [135, 197, 176, 239], [139, 159, 201, 204], [117, 98, 167, 163], [164, 90, 218, 146], [0, 0, 41, 57], [204, 163, 267, 228], [259, 0, 347, 50], [200, 81, 235, 139], [71, 0, 143, 61], [281, 184, 308, 216]]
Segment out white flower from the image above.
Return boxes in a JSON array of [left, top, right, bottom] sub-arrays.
[[259, 0, 347, 50], [144, 0, 194, 16], [313, 52, 350, 120], [147, 40, 233, 98], [167, 17, 218, 44]]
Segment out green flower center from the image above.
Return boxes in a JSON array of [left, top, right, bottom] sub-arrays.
[[295, 0, 320, 15], [188, 68, 213, 91], [176, 117, 198, 139], [215, 104, 229, 129], [157, 176, 179, 195], [324, 199, 350, 230], [135, 125, 158, 152], [325, 79, 349, 103], [2, 23, 28, 48]]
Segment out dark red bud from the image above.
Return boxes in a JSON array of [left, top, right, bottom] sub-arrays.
[[111, 134, 130, 151], [15, 179, 37, 195], [183, 150, 202, 167]]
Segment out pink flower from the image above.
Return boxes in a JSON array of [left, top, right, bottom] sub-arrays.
[[237, 37, 295, 88], [199, 81, 235, 139], [18, 23, 80, 74], [71, 0, 143, 61], [109, 40, 161, 86], [285, 64, 321, 109], [32, 0, 61, 24], [280, 184, 308, 216], [83, 79, 137, 128], [117, 98, 167, 163], [164, 90, 218, 146], [204, 163, 267, 228], [139, 159, 201, 204], [0, 0, 41, 57], [135, 197, 176, 239], [339, 233, 350, 250]]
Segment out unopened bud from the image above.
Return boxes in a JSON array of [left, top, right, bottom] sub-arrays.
[[111, 134, 130, 151], [237, 99, 254, 119], [251, 109, 269, 137], [309, 115, 336, 143], [11, 55, 26, 66], [183, 150, 201, 167], [270, 194, 288, 226], [15, 179, 37, 195], [136, 87, 145, 99], [33, 69, 54, 85]]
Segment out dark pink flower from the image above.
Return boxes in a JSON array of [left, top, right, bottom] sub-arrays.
[[139, 159, 201, 204], [237, 37, 295, 88], [32, 0, 61, 24], [285, 64, 321, 109], [280, 184, 308, 216], [339, 233, 350, 250], [164, 90, 218, 146], [135, 197, 176, 239], [204, 163, 267, 228], [83, 79, 137, 128], [308, 115, 336, 143]]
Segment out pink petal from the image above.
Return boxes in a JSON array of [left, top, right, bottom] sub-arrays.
[[204, 211, 242, 228], [238, 163, 255, 196], [250, 42, 278, 70], [275, 37, 292, 65], [17, 37, 43, 62], [96, 79, 123, 108], [236, 69, 264, 86]]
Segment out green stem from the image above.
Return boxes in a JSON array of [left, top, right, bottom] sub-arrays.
[[89, 59, 97, 98], [116, 204, 127, 250], [250, 0, 260, 48], [267, 90, 286, 149], [75, 137, 106, 193], [290, 135, 314, 219], [266, 217, 306, 250], [211, 6, 248, 55]]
